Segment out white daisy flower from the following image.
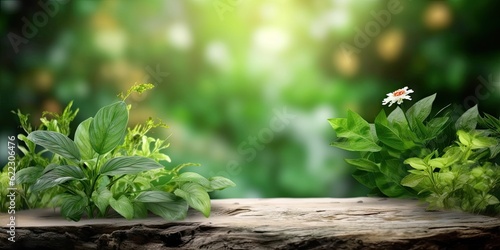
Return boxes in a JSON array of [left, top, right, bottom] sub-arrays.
[[382, 86, 414, 107]]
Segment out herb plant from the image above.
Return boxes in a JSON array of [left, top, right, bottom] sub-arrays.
[[329, 87, 499, 215], [1, 102, 79, 211], [3, 83, 235, 221]]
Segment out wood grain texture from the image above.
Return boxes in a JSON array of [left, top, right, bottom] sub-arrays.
[[1, 198, 499, 249]]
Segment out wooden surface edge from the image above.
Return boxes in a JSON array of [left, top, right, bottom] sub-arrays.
[[1, 198, 499, 249]]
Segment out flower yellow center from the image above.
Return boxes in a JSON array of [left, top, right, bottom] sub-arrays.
[[393, 89, 406, 96]]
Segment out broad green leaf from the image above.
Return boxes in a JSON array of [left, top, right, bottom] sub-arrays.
[[351, 170, 377, 189], [375, 175, 411, 197], [15, 166, 43, 184], [31, 165, 85, 192], [413, 119, 429, 140], [133, 202, 148, 218], [485, 194, 500, 205], [457, 130, 472, 147], [455, 105, 479, 131], [375, 110, 410, 150], [92, 188, 112, 215], [387, 107, 408, 125], [427, 117, 449, 139], [169, 172, 211, 188], [60, 193, 88, 221], [109, 195, 134, 219], [375, 109, 389, 126], [458, 130, 497, 149], [489, 143, 500, 158], [75, 118, 96, 160], [406, 94, 436, 130], [128, 175, 153, 190], [345, 158, 379, 172], [89, 101, 128, 154], [99, 156, 163, 176], [401, 174, 426, 188], [209, 176, 236, 190], [54, 165, 85, 179], [436, 172, 454, 184], [404, 158, 428, 170], [329, 110, 382, 152], [328, 117, 347, 131], [174, 183, 211, 217], [135, 191, 177, 203], [428, 158, 449, 169], [471, 135, 497, 149], [145, 199, 188, 220], [41, 163, 58, 175], [379, 159, 408, 182], [27, 131, 81, 162]]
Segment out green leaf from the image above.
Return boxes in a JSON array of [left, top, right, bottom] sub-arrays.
[[375, 110, 409, 150], [135, 191, 178, 203], [480, 113, 500, 134], [92, 188, 112, 215], [426, 117, 449, 139], [109, 195, 134, 219], [375, 174, 411, 197], [99, 156, 163, 176], [455, 105, 479, 132], [379, 159, 408, 183], [329, 110, 382, 152], [27, 131, 81, 162], [351, 170, 377, 189], [401, 174, 426, 188], [54, 165, 85, 179], [471, 135, 498, 149], [406, 94, 436, 130], [169, 172, 211, 188], [75, 118, 97, 160], [387, 107, 408, 125], [428, 158, 449, 169], [15, 166, 44, 185], [345, 158, 379, 172], [404, 158, 428, 170], [209, 176, 236, 190], [133, 202, 148, 218], [31, 165, 85, 192], [60, 193, 88, 221], [41, 163, 58, 175], [485, 194, 500, 205], [89, 101, 129, 154], [174, 183, 211, 217], [145, 199, 188, 220], [457, 130, 472, 147]]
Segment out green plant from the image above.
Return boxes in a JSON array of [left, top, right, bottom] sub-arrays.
[[6, 83, 234, 221], [329, 87, 500, 215], [1, 101, 79, 211]]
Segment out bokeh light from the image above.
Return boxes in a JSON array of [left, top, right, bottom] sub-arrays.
[[1, 0, 499, 199]]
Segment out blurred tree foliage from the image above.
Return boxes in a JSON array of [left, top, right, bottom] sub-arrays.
[[1, 0, 499, 199]]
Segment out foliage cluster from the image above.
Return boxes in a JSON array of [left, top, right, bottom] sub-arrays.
[[329, 93, 500, 215], [1, 84, 234, 221]]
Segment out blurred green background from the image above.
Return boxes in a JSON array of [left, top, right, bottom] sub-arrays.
[[1, 0, 499, 199]]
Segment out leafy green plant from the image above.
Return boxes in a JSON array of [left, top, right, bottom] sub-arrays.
[[329, 87, 499, 215], [5, 83, 235, 221], [1, 102, 79, 211]]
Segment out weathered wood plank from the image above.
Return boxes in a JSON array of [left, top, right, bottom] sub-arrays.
[[1, 198, 499, 249]]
